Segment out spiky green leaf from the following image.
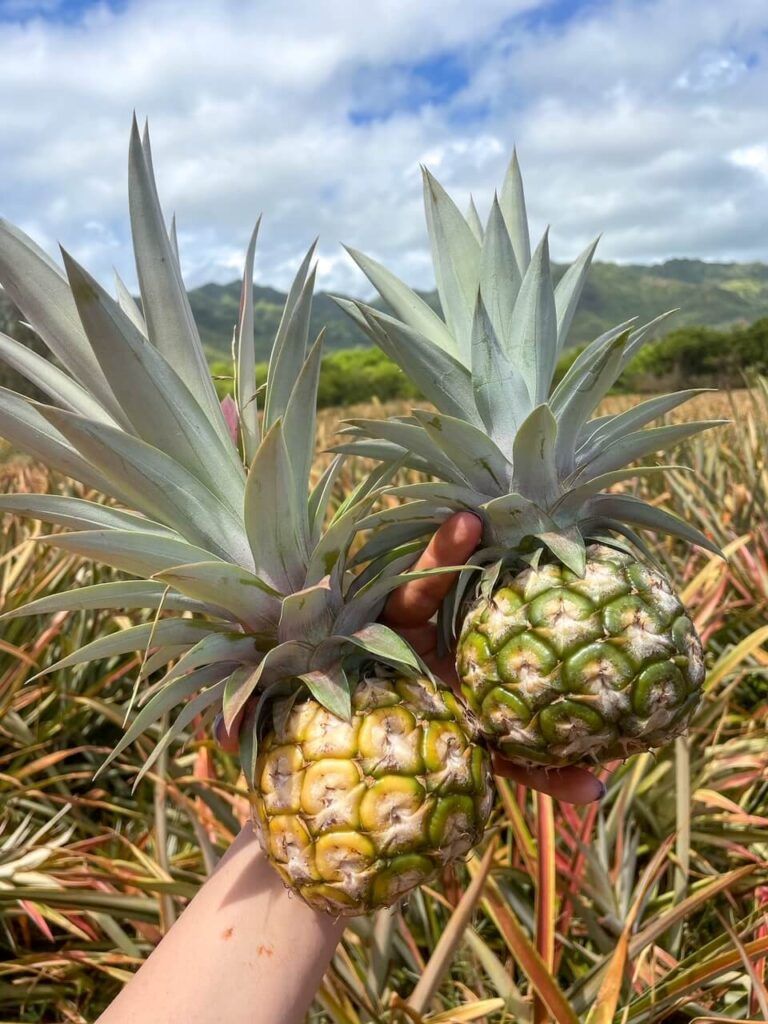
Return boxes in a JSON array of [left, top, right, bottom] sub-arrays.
[[422, 167, 481, 361], [62, 249, 245, 508], [152, 561, 281, 634], [471, 294, 531, 457], [506, 231, 557, 403], [128, 119, 228, 442], [236, 219, 262, 463], [344, 246, 457, 356], [0, 219, 126, 424], [243, 420, 309, 592], [0, 332, 117, 425]]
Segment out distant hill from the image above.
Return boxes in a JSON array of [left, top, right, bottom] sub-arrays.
[[3, 258, 768, 384], [189, 257, 768, 358]]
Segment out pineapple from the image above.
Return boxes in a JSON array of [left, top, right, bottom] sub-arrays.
[[334, 153, 722, 767], [0, 120, 492, 913], [256, 673, 492, 914]]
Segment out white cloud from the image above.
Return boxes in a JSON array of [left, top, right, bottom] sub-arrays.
[[1, 0, 767, 300]]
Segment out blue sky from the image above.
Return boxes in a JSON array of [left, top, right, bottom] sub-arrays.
[[1, 0, 767, 294]]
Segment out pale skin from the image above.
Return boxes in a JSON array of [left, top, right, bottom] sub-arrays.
[[97, 513, 604, 1024]]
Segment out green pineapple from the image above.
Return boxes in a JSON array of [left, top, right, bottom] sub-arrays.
[[0, 120, 492, 913], [334, 152, 720, 767]]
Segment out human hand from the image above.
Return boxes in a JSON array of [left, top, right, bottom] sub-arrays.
[[216, 511, 605, 804], [381, 511, 606, 805]]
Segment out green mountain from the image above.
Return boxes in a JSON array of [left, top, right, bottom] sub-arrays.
[[2, 258, 768, 398], [189, 257, 768, 359]]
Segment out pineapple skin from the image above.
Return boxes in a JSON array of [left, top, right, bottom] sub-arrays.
[[252, 675, 494, 916], [457, 545, 705, 767]]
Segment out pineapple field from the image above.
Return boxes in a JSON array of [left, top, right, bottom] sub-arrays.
[[1, 386, 767, 1022], [0, 129, 767, 1024]]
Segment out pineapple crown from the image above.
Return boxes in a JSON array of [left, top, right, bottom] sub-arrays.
[[0, 118, 426, 784], [334, 152, 725, 586]]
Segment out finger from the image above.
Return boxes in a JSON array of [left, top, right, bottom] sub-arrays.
[[395, 623, 438, 657], [382, 512, 482, 628], [493, 758, 607, 805], [214, 711, 242, 754], [422, 650, 460, 690]]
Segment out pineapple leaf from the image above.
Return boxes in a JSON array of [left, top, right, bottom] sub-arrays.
[[507, 230, 558, 404], [574, 420, 727, 481], [620, 309, 679, 370], [283, 331, 325, 536], [134, 678, 229, 787], [330, 438, 431, 474], [299, 664, 352, 722], [145, 633, 262, 695], [39, 529, 226, 580], [554, 332, 629, 475], [350, 522, 434, 568], [308, 455, 345, 547], [536, 526, 586, 576], [384, 481, 488, 506], [334, 564, 471, 634], [236, 218, 262, 464], [238, 697, 261, 788], [471, 293, 531, 457], [97, 666, 230, 779], [577, 389, 712, 457], [466, 195, 485, 243], [152, 561, 282, 633], [346, 623, 422, 673], [342, 418, 470, 486], [0, 219, 127, 425], [141, 644, 195, 679], [556, 465, 688, 515], [356, 500, 456, 533], [40, 406, 252, 565], [554, 237, 600, 355], [498, 149, 531, 274], [31, 619, 219, 678], [128, 119, 229, 442], [263, 250, 317, 430], [0, 580, 214, 621], [223, 664, 263, 732], [550, 319, 637, 409], [253, 639, 313, 688], [411, 409, 510, 495], [244, 419, 310, 593], [480, 492, 546, 547], [357, 304, 482, 427], [61, 249, 246, 508], [278, 579, 337, 645], [479, 196, 522, 351], [512, 405, 560, 507], [0, 388, 119, 496], [0, 332, 118, 425], [0, 493, 175, 537], [344, 246, 457, 356], [422, 166, 481, 362], [114, 269, 147, 334], [305, 493, 379, 587], [585, 493, 723, 556]]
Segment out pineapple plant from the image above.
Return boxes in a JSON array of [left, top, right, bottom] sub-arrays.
[[334, 153, 723, 767], [0, 120, 492, 914]]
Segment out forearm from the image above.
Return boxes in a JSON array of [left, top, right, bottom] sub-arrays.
[[98, 825, 344, 1024]]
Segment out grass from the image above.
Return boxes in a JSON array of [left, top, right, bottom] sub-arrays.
[[1, 389, 767, 1022]]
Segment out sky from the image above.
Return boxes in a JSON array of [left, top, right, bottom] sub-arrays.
[[1, 0, 768, 295]]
